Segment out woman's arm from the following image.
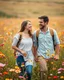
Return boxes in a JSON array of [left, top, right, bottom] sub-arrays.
[[12, 46, 23, 53], [12, 46, 27, 57]]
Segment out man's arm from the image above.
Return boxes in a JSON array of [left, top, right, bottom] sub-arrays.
[[32, 45, 37, 58], [53, 30, 60, 59], [12, 35, 27, 57], [32, 31, 38, 61], [54, 44, 60, 59]]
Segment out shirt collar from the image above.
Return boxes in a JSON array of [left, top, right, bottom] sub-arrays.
[[40, 27, 50, 33]]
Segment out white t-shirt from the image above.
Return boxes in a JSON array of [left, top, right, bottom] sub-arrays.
[[12, 33, 34, 66]]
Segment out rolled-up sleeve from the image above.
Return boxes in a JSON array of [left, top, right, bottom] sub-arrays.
[[12, 34, 20, 46], [53, 29, 60, 45], [33, 31, 37, 47]]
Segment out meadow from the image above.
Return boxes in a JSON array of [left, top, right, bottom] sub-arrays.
[[0, 0, 64, 80], [0, 0, 64, 18]]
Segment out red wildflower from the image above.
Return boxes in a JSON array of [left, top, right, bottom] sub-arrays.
[[53, 76, 58, 79], [0, 43, 4, 47], [3, 71, 8, 75]]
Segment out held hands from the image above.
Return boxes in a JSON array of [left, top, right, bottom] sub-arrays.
[[54, 54, 59, 60], [20, 50, 27, 57], [34, 56, 38, 62]]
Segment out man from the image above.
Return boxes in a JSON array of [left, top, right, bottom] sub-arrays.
[[33, 16, 60, 80]]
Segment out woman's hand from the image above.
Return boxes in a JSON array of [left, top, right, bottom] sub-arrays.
[[20, 50, 27, 57]]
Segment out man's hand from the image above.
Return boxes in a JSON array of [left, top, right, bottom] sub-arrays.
[[54, 54, 59, 60], [54, 44, 60, 60]]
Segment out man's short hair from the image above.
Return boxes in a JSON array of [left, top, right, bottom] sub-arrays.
[[38, 16, 49, 23]]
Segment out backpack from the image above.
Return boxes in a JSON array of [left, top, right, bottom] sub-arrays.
[[36, 28, 55, 50], [14, 33, 22, 56]]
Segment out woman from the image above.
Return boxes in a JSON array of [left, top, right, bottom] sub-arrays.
[[12, 20, 34, 80]]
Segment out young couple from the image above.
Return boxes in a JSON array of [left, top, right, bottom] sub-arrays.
[[12, 16, 60, 80]]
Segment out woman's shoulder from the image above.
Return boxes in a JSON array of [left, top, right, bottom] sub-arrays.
[[14, 32, 22, 40], [18, 32, 22, 35], [15, 32, 22, 36]]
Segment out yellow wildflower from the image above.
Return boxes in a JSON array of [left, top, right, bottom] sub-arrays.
[[51, 62, 54, 64], [60, 76, 64, 79], [15, 66, 19, 69], [5, 78, 9, 80]]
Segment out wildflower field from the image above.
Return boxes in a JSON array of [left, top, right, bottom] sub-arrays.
[[0, 0, 64, 80], [0, 17, 64, 80]]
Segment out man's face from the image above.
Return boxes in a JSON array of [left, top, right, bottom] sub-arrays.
[[39, 19, 47, 29]]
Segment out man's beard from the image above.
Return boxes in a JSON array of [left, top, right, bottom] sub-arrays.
[[40, 25, 45, 30]]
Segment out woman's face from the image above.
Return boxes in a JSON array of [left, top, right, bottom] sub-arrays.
[[25, 21, 32, 31]]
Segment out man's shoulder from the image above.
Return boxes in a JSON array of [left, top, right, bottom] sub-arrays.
[[49, 28, 56, 32], [33, 30, 37, 35], [49, 28, 57, 34], [33, 29, 40, 36], [49, 28, 58, 38]]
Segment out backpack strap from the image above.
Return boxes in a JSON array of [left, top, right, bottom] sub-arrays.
[[50, 28, 55, 50], [14, 33, 22, 57], [16, 32, 22, 47], [36, 30, 40, 38], [16, 35, 21, 47], [36, 30, 40, 47], [49, 28, 54, 41], [49, 28, 54, 36]]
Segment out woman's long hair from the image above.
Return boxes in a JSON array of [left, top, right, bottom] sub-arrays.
[[19, 20, 32, 37]]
